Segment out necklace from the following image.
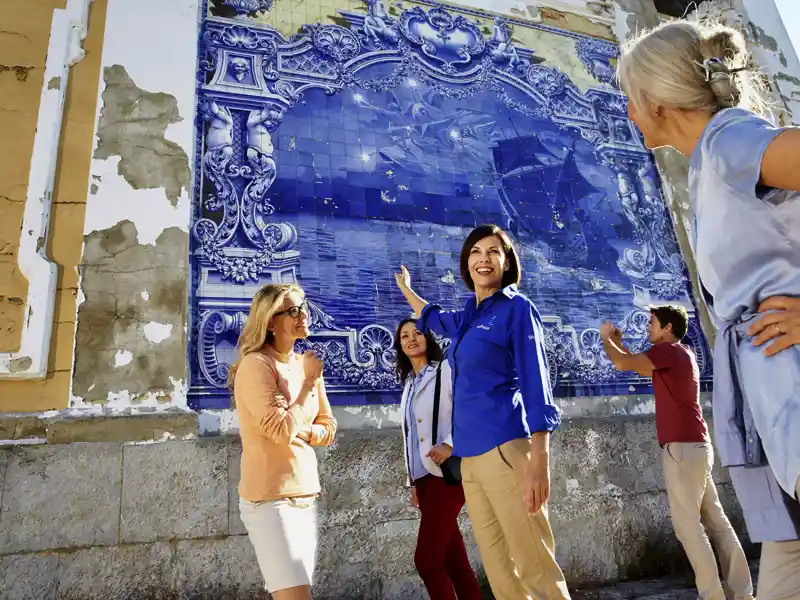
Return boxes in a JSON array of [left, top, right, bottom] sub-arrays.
[[273, 348, 292, 363]]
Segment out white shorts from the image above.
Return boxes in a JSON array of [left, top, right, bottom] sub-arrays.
[[239, 496, 318, 593]]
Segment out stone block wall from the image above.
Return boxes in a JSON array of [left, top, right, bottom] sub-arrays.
[[0, 413, 751, 600]]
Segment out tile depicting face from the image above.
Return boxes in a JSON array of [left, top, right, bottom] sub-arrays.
[[189, 0, 712, 408]]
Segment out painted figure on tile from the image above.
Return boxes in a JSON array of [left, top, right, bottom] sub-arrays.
[[242, 105, 280, 233], [246, 106, 278, 168], [204, 100, 234, 159], [490, 17, 521, 70], [447, 125, 496, 169], [363, 0, 398, 44], [229, 56, 252, 83], [357, 85, 498, 175], [202, 100, 236, 212]]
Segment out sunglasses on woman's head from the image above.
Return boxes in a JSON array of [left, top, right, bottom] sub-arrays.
[[275, 301, 309, 319]]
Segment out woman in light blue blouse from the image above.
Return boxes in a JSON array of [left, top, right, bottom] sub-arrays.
[[618, 19, 800, 600]]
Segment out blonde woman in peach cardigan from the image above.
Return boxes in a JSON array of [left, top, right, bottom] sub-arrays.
[[228, 283, 336, 600]]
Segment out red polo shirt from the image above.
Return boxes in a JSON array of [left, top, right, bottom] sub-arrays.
[[645, 342, 708, 446]]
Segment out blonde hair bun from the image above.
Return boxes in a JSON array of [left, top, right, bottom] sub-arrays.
[[617, 19, 765, 115]]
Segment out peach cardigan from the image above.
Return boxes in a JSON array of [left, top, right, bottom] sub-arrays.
[[234, 348, 336, 501]]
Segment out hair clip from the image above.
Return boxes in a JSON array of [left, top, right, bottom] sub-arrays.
[[695, 57, 746, 82]]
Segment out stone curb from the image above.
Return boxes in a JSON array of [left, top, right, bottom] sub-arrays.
[[0, 407, 198, 445]]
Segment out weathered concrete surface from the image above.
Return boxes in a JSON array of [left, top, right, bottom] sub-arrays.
[[614, 0, 660, 40], [571, 559, 760, 599], [45, 408, 198, 444], [0, 447, 6, 529], [0, 417, 754, 599], [0, 553, 60, 600], [0, 408, 198, 445], [72, 221, 188, 404], [14, 414, 47, 439], [0, 415, 15, 440], [0, 443, 122, 554], [121, 440, 228, 543], [226, 439, 247, 536], [55, 542, 174, 600], [172, 536, 264, 600]]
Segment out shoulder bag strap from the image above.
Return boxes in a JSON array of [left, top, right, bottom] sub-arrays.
[[431, 363, 442, 444]]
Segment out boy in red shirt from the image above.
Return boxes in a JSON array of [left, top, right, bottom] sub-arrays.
[[600, 305, 753, 600]]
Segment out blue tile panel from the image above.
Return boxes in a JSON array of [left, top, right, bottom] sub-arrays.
[[188, 0, 712, 409]]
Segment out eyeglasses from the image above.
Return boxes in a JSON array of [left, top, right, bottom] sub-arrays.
[[274, 301, 309, 319]]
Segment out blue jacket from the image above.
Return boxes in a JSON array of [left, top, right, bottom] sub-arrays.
[[419, 285, 561, 458]]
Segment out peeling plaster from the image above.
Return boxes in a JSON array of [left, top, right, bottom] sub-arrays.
[[194, 392, 688, 435], [93, 65, 190, 205], [537, 0, 614, 23], [142, 322, 173, 344], [9, 357, 33, 373], [114, 350, 132, 367], [728, 0, 800, 123], [0, 65, 33, 81], [72, 220, 188, 404], [47, 76, 61, 90], [750, 23, 779, 52], [71, 0, 200, 408], [453, 0, 530, 16], [612, 0, 660, 42], [0, 437, 47, 446]]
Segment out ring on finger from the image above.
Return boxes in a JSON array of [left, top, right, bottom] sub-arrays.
[[774, 323, 782, 335]]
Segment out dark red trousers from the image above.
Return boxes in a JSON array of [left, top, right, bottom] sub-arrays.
[[414, 475, 483, 600]]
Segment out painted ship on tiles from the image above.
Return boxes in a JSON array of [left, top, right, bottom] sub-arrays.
[[493, 133, 600, 267]]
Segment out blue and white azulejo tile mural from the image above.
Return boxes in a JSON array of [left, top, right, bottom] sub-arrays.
[[188, 0, 712, 409]]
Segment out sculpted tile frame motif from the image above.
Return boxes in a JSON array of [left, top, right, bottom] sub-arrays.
[[189, 0, 712, 408]]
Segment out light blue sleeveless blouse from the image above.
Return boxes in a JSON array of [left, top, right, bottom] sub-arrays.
[[688, 108, 800, 541]]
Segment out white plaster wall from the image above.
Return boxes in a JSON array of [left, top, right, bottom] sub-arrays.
[[81, 0, 200, 246]]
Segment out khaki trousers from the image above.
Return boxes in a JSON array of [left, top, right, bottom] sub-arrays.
[[662, 442, 754, 600], [461, 438, 570, 600], [757, 478, 800, 600]]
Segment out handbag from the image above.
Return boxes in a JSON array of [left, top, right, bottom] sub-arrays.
[[431, 363, 462, 485]]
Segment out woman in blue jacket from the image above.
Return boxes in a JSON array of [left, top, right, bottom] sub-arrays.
[[395, 224, 570, 600]]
